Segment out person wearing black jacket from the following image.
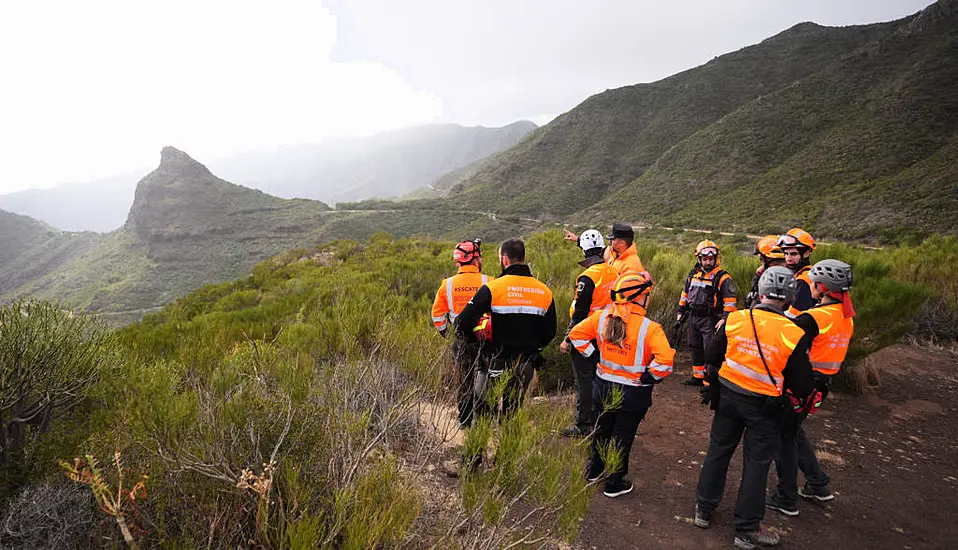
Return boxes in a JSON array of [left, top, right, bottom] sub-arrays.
[[694, 267, 817, 550], [456, 238, 557, 419], [558, 230, 619, 437]]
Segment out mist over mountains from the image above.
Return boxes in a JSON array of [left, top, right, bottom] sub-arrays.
[[0, 121, 535, 233]]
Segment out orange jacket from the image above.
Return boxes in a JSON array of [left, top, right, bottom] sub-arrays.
[[569, 262, 618, 318], [569, 303, 674, 387], [719, 308, 806, 397], [431, 265, 491, 332], [604, 243, 645, 275], [804, 303, 854, 375]]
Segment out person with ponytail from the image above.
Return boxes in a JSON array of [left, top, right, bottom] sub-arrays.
[[568, 272, 675, 498], [768, 259, 855, 516]]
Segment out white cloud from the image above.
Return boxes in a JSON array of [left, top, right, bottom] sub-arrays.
[[0, 0, 442, 192], [0, 0, 936, 192]]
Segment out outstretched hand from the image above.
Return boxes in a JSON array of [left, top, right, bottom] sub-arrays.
[[563, 229, 579, 242]]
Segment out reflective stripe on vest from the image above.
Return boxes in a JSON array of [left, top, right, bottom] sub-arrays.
[[569, 263, 617, 317], [594, 306, 653, 387], [719, 309, 802, 396], [446, 273, 488, 322], [807, 304, 854, 375], [487, 274, 553, 318]]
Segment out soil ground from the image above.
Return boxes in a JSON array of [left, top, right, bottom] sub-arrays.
[[573, 344, 958, 550]]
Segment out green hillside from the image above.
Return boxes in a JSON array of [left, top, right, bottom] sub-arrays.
[[450, 0, 957, 242], [5, 229, 950, 547], [0, 148, 540, 316]]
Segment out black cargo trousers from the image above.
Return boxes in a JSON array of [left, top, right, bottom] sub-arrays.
[[696, 384, 783, 533]]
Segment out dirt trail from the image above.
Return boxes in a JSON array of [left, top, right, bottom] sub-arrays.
[[573, 345, 958, 549]]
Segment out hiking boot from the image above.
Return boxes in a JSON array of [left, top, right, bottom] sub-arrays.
[[734, 527, 780, 549], [766, 492, 799, 517], [602, 478, 634, 498], [561, 425, 587, 438], [798, 482, 834, 502], [683, 376, 705, 386], [694, 504, 712, 529]]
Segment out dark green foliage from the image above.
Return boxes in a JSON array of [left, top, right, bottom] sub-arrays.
[[445, 4, 958, 242], [0, 301, 117, 495]]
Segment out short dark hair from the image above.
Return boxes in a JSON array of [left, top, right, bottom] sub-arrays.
[[499, 238, 525, 263], [623, 238, 634, 247]]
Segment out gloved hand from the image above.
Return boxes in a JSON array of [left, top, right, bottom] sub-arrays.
[[675, 310, 688, 325], [787, 389, 824, 415], [699, 384, 712, 405], [438, 328, 448, 338]]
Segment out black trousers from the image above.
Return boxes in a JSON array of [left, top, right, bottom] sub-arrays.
[[688, 313, 719, 377], [451, 338, 481, 426], [570, 350, 598, 431], [474, 353, 535, 421], [696, 385, 782, 533], [775, 377, 832, 502], [588, 379, 651, 485]]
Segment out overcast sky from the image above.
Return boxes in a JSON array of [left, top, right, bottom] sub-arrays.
[[0, 0, 935, 193]]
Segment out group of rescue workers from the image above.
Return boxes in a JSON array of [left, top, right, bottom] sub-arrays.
[[430, 223, 855, 550]]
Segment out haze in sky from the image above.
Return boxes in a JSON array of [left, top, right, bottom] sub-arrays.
[[0, 0, 935, 193]]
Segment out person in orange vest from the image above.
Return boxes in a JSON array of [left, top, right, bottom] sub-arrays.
[[676, 240, 737, 386], [564, 223, 644, 274], [559, 230, 619, 438], [777, 228, 817, 317], [431, 239, 492, 427], [694, 266, 818, 550], [745, 235, 786, 308], [767, 259, 855, 517], [457, 238, 557, 420], [569, 272, 674, 498]]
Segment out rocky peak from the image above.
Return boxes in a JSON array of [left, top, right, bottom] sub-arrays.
[[898, 0, 956, 36], [155, 146, 213, 179]]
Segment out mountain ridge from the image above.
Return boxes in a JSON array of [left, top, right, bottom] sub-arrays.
[[446, 3, 957, 241]]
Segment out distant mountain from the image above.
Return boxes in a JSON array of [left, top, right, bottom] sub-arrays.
[[210, 121, 537, 204], [0, 122, 535, 233], [0, 170, 149, 232], [0, 148, 535, 317], [449, 0, 958, 241]]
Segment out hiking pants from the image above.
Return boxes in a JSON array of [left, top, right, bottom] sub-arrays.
[[588, 378, 651, 485], [451, 337, 481, 426], [571, 349, 598, 431], [474, 354, 535, 421], [775, 377, 832, 502], [696, 385, 782, 533], [688, 313, 719, 379]]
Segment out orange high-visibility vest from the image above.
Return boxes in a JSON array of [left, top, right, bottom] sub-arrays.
[[431, 265, 491, 331], [569, 304, 675, 387], [604, 243, 645, 275], [719, 308, 805, 397], [487, 274, 554, 317], [569, 262, 618, 318], [805, 303, 854, 375]]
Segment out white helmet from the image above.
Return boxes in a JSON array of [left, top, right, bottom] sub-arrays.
[[578, 229, 605, 251]]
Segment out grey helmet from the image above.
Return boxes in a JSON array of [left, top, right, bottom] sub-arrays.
[[758, 266, 798, 302], [809, 259, 853, 292]]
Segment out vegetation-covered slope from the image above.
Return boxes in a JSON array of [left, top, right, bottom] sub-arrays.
[[451, 0, 958, 241], [6, 230, 951, 547], [0, 148, 541, 315]]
